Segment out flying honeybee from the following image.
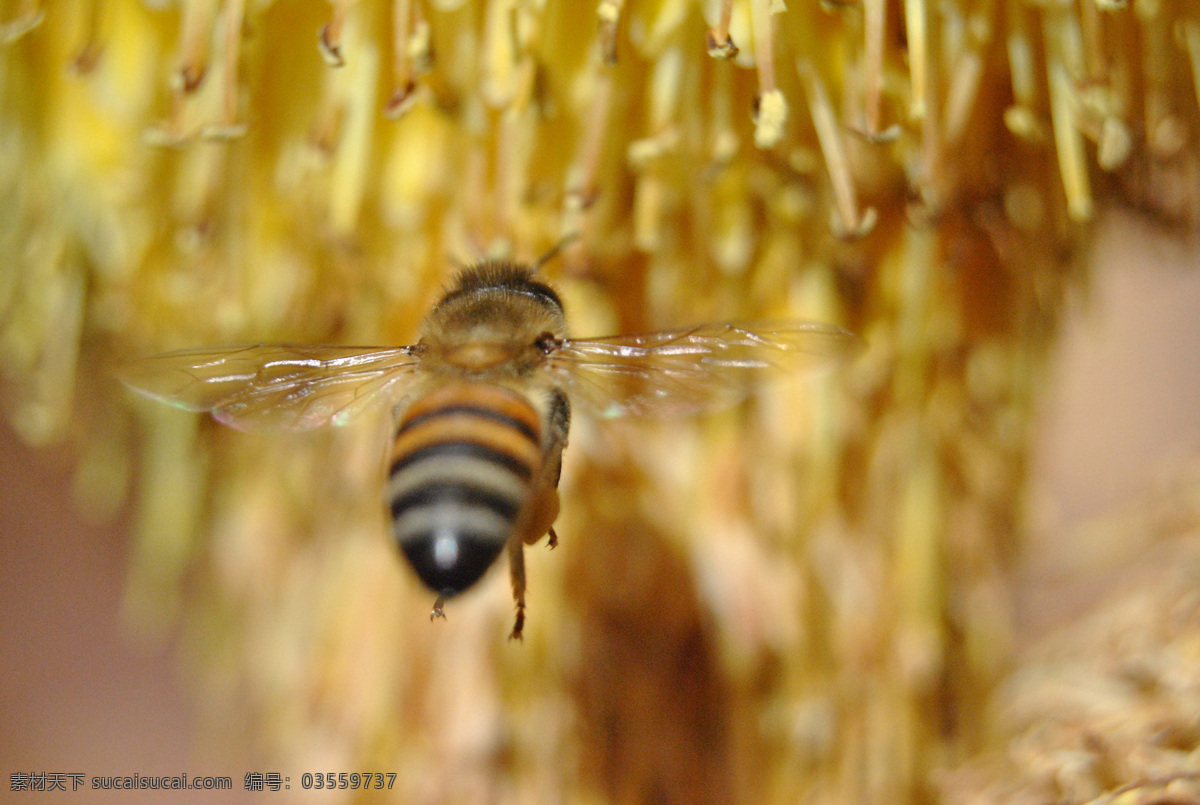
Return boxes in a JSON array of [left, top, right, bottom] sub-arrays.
[[120, 261, 860, 639]]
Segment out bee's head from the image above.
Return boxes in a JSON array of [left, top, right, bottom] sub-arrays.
[[419, 261, 567, 374]]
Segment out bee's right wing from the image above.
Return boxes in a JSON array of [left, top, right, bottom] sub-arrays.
[[116, 344, 425, 431], [548, 321, 862, 420]]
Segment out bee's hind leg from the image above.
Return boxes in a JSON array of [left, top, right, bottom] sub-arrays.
[[507, 537, 526, 641], [430, 594, 447, 622], [507, 437, 564, 640]]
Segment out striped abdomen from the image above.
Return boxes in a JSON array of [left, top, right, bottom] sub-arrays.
[[388, 381, 544, 598]]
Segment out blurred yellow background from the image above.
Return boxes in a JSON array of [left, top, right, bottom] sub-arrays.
[[3, 1, 1200, 803]]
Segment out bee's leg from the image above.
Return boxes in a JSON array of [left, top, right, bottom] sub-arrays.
[[507, 537, 526, 641], [506, 429, 565, 640], [430, 594, 447, 622], [521, 443, 562, 548], [523, 417, 566, 552], [521, 486, 560, 548]]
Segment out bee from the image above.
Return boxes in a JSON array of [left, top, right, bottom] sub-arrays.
[[120, 261, 859, 639]]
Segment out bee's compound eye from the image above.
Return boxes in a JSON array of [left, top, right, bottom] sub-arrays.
[[400, 533, 506, 597], [535, 332, 562, 354]]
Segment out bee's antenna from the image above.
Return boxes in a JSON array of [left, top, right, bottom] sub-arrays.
[[533, 232, 580, 271]]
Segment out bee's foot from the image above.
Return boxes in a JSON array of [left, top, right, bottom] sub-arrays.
[[508, 606, 525, 642]]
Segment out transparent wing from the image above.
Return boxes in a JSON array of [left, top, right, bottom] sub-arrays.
[[117, 344, 424, 431], [548, 321, 862, 419]]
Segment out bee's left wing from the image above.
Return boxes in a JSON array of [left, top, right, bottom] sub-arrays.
[[547, 321, 862, 419], [117, 344, 424, 431]]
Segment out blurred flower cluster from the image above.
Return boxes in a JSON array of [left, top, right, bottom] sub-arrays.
[[2, 1, 1198, 802]]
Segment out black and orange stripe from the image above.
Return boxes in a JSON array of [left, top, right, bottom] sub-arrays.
[[387, 382, 544, 597]]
